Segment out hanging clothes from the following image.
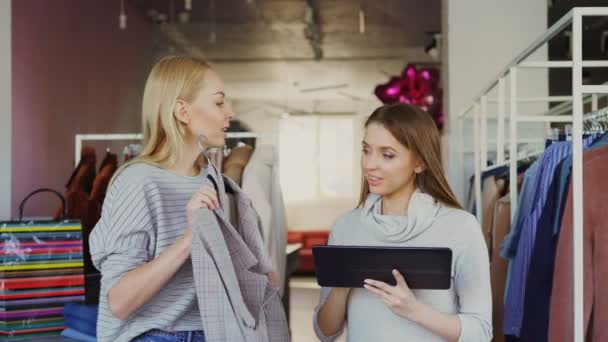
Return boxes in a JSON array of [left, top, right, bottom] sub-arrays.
[[55, 158, 96, 222], [223, 145, 254, 186], [551, 133, 608, 236], [490, 195, 511, 342], [500, 161, 540, 260], [519, 133, 608, 340], [65, 147, 97, 194], [503, 135, 600, 337], [518, 158, 568, 341], [241, 145, 288, 297], [548, 145, 608, 342], [90, 153, 118, 206], [84, 153, 118, 304], [466, 175, 475, 213], [481, 176, 506, 253]]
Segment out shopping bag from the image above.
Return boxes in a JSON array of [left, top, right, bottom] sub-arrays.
[[0, 189, 85, 340]]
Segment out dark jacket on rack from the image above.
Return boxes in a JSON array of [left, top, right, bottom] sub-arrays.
[[519, 159, 568, 341], [90, 154, 118, 205], [490, 195, 511, 342], [55, 157, 96, 221], [548, 145, 608, 342], [481, 176, 505, 254], [223, 145, 254, 186], [65, 147, 97, 194], [57, 150, 118, 305]]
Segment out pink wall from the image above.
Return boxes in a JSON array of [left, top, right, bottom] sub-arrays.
[[12, 0, 153, 218]]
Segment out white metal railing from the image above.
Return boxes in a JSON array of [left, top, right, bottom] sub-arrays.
[[457, 7, 608, 342]]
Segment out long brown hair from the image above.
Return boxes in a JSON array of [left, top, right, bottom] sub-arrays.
[[358, 103, 463, 209]]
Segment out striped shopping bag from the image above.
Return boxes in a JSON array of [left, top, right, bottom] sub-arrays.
[[0, 189, 85, 340]]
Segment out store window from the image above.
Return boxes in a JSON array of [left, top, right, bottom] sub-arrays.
[[279, 116, 356, 202]]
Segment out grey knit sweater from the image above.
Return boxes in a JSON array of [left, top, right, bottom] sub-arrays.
[[313, 191, 492, 342]]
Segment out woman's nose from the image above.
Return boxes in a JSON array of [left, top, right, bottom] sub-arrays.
[[362, 155, 378, 171]]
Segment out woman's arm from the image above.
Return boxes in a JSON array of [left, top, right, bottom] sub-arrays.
[[107, 231, 192, 320], [364, 270, 461, 341], [407, 301, 462, 341], [313, 226, 351, 341], [315, 288, 351, 337], [105, 185, 219, 320]]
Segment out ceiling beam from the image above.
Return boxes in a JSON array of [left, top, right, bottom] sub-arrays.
[[304, 0, 323, 60]]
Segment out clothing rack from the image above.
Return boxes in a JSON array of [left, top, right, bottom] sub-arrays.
[[583, 107, 608, 134], [74, 134, 142, 166], [457, 7, 608, 342], [74, 133, 259, 165], [225, 132, 259, 139]]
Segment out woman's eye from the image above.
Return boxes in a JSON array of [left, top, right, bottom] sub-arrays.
[[217, 102, 225, 106], [383, 154, 395, 159]]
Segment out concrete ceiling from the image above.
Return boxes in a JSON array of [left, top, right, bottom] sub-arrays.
[[129, 0, 441, 61]]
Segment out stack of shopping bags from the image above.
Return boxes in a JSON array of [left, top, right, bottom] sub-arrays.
[[0, 189, 85, 340], [61, 303, 97, 342]]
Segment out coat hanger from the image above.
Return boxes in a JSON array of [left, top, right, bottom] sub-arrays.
[[583, 107, 608, 134]]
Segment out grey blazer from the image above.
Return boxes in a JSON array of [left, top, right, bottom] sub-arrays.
[[190, 164, 290, 342]]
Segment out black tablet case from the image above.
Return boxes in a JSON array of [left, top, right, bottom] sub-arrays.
[[312, 246, 452, 290]]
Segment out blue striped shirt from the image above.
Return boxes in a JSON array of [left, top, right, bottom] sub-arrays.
[[500, 161, 540, 259], [503, 135, 600, 336]]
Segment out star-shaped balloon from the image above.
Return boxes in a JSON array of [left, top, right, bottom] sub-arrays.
[[374, 64, 444, 130]]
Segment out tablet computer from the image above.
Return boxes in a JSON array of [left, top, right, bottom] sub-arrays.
[[312, 245, 452, 290]]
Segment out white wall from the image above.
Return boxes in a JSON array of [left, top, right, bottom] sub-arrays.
[[214, 58, 427, 229], [0, 0, 11, 220], [444, 0, 548, 202]]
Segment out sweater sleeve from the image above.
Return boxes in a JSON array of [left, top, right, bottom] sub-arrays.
[[454, 215, 493, 342], [312, 228, 346, 342], [89, 178, 155, 295]]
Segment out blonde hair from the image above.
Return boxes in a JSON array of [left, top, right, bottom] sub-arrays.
[[358, 103, 463, 210], [111, 56, 212, 184]]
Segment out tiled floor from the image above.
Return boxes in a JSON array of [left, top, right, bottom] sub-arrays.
[[289, 276, 346, 342]]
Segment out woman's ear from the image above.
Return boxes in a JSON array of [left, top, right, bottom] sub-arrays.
[[414, 159, 426, 174], [173, 99, 190, 125]]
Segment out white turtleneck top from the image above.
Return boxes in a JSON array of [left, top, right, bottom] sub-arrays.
[[313, 191, 492, 342]]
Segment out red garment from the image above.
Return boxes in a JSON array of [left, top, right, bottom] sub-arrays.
[[89, 155, 118, 205], [54, 159, 96, 220], [56, 151, 118, 278], [548, 145, 608, 342]]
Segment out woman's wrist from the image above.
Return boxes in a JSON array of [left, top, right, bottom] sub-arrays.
[[173, 231, 192, 260], [332, 287, 351, 296], [402, 299, 427, 322]]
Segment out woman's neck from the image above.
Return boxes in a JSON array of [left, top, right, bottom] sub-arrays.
[[381, 183, 416, 216], [171, 142, 202, 177]]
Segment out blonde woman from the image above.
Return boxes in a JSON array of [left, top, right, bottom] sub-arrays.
[[90, 56, 234, 341]]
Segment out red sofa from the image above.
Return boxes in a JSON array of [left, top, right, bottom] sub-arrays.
[[288, 230, 330, 274]]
